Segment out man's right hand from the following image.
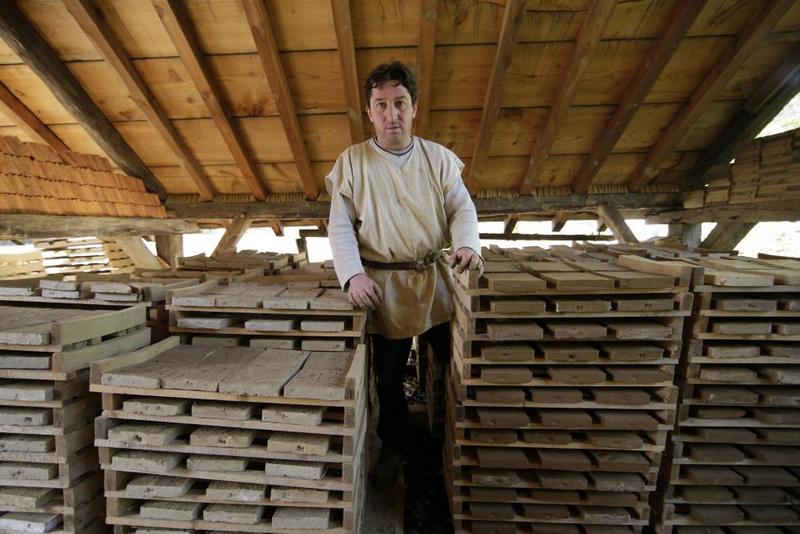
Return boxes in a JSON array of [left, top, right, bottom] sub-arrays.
[[347, 273, 384, 310]]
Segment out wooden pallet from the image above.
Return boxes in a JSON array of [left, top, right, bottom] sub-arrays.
[[90, 337, 368, 533]]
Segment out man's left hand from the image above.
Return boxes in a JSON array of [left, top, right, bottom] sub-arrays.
[[448, 247, 482, 274]]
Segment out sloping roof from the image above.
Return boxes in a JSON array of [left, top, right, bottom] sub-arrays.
[[0, 0, 798, 216]]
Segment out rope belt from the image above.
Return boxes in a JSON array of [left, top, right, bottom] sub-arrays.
[[361, 250, 446, 273]]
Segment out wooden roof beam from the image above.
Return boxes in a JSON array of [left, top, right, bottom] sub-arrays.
[[212, 214, 251, 257], [0, 81, 70, 152], [551, 212, 570, 233], [571, 0, 706, 193], [684, 43, 800, 189], [269, 219, 284, 237], [518, 0, 616, 195], [242, 0, 319, 200], [503, 214, 518, 237], [466, 0, 526, 193], [700, 221, 757, 250], [597, 204, 639, 244], [627, 0, 794, 191], [0, 3, 166, 200], [331, 0, 364, 144], [64, 0, 215, 200], [152, 0, 267, 200], [415, 0, 437, 138]]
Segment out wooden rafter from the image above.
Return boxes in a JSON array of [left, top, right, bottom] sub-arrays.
[[212, 214, 251, 257], [415, 0, 437, 138], [597, 204, 639, 244], [571, 0, 706, 194], [503, 215, 518, 237], [466, 0, 526, 193], [0, 81, 69, 152], [269, 219, 284, 237], [551, 212, 569, 233], [331, 0, 364, 144], [152, 0, 267, 200], [63, 0, 215, 200], [518, 0, 616, 195], [700, 221, 757, 250], [627, 0, 794, 191], [0, 3, 167, 200], [684, 43, 800, 189], [242, 0, 319, 200]]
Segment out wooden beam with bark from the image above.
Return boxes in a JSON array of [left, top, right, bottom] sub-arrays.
[[597, 204, 639, 244], [684, 43, 800, 189], [168, 191, 680, 219], [700, 221, 757, 251], [64, 0, 215, 200], [212, 214, 252, 257], [242, 0, 319, 199], [0, 3, 167, 200], [571, 0, 705, 193], [415, 0, 437, 138], [0, 215, 197, 239], [466, 0, 526, 193], [627, 0, 794, 191], [152, 0, 267, 200], [331, 0, 364, 144], [518, 0, 616, 195], [0, 81, 69, 152]]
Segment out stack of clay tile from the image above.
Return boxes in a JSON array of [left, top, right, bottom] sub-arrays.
[[91, 336, 367, 532], [0, 304, 149, 533], [168, 276, 364, 352], [655, 254, 800, 532], [445, 245, 693, 534], [0, 136, 165, 218]]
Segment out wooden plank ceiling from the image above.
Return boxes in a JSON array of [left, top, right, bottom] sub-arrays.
[[0, 0, 797, 210]]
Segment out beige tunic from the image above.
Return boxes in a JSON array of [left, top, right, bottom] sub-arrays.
[[326, 137, 481, 339]]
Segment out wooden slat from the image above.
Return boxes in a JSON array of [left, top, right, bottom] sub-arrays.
[[597, 204, 639, 244], [685, 42, 800, 189], [241, 0, 319, 200], [211, 214, 251, 257], [465, 0, 526, 193], [0, 80, 69, 151], [627, 0, 795, 191], [700, 221, 757, 251], [518, 0, 617, 195], [63, 0, 215, 200], [414, 0, 436, 138], [331, 0, 364, 144], [571, 0, 706, 193], [152, 0, 267, 200], [0, 3, 166, 200]]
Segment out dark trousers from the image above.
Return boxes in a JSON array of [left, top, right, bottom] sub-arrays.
[[370, 321, 451, 445]]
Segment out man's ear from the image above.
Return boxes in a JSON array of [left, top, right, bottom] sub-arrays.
[[365, 104, 374, 124], [412, 101, 418, 119]]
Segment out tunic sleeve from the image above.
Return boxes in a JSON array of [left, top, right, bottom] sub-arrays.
[[325, 152, 365, 289], [440, 149, 482, 259]]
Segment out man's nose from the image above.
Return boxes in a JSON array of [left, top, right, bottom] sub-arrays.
[[389, 106, 399, 120]]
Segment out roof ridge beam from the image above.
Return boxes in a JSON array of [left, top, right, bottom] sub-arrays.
[[152, 0, 268, 200], [64, 0, 215, 201], [626, 0, 794, 191]]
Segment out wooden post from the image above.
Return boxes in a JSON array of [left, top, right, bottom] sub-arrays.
[[597, 205, 639, 244], [668, 223, 701, 249], [112, 237, 165, 270], [212, 215, 252, 257], [155, 234, 183, 268]]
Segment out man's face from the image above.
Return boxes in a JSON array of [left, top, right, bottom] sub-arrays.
[[366, 81, 417, 150]]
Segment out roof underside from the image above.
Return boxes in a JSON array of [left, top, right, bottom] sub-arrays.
[[0, 0, 798, 211]]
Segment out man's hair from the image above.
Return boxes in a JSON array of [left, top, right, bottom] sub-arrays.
[[364, 61, 417, 106]]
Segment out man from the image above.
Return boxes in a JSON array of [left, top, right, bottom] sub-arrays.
[[326, 61, 482, 476]]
